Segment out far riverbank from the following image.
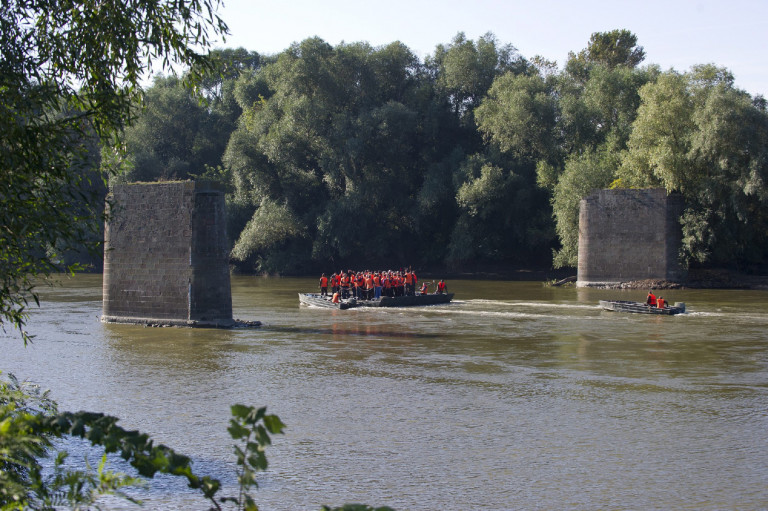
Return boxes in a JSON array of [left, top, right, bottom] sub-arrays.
[[558, 268, 768, 290]]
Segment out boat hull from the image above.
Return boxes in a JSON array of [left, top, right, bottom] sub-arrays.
[[299, 292, 453, 309], [599, 300, 685, 315], [360, 293, 454, 308], [298, 293, 355, 309]]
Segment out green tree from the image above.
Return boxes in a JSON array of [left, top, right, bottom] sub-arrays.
[[429, 32, 528, 118], [551, 147, 619, 267], [231, 198, 308, 272], [116, 75, 231, 183], [570, 29, 646, 70], [0, 0, 227, 343], [470, 33, 653, 268], [447, 152, 553, 266], [194, 48, 264, 105], [526, 31, 656, 267], [225, 38, 460, 271], [475, 72, 558, 161], [619, 65, 768, 266]]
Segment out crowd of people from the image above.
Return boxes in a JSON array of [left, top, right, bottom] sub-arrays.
[[318, 269, 447, 301]]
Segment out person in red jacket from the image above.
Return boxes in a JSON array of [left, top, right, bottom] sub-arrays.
[[404, 271, 414, 296], [646, 290, 657, 307], [319, 274, 329, 296], [382, 273, 392, 297], [340, 273, 350, 299], [331, 273, 340, 295]]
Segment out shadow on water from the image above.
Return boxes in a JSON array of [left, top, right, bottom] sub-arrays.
[[101, 322, 237, 374]]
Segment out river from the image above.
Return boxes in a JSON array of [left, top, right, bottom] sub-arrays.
[[2, 274, 767, 510]]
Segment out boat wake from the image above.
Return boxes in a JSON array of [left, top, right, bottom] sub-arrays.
[[424, 306, 599, 322], [685, 311, 768, 322], [463, 299, 598, 311]]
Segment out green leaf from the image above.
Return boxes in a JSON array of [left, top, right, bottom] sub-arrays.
[[230, 403, 253, 419], [228, 420, 250, 440], [263, 414, 286, 434]]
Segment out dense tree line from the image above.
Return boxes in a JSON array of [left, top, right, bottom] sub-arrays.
[[114, 30, 768, 274]]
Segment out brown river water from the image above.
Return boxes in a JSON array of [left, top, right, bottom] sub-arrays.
[[2, 274, 768, 510]]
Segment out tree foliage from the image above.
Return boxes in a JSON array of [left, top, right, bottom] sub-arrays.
[[1, 372, 285, 510], [223, 38, 460, 271], [551, 148, 619, 267], [571, 29, 646, 70], [116, 75, 232, 183], [475, 72, 557, 160], [111, 29, 768, 272], [619, 65, 768, 266], [429, 32, 527, 117], [0, 0, 227, 343]]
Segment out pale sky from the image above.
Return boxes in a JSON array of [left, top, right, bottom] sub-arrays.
[[211, 0, 768, 98]]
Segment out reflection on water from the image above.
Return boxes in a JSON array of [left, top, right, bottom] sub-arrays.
[[2, 274, 768, 510]]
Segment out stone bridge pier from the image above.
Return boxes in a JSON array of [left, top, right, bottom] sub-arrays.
[[577, 188, 685, 287], [102, 181, 234, 327]]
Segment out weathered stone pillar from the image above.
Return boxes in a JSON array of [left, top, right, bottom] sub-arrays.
[[577, 188, 684, 287], [102, 181, 233, 326]]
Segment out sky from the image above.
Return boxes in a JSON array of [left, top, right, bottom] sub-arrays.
[[210, 0, 768, 98]]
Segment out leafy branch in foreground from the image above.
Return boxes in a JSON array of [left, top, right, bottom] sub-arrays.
[[0, 370, 218, 509], [2, 376, 391, 510], [1, 375, 290, 510], [0, 373, 143, 509], [214, 404, 286, 511]]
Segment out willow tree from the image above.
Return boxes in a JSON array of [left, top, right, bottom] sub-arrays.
[[538, 31, 654, 267], [429, 32, 527, 119], [224, 38, 455, 272], [619, 65, 768, 267], [116, 75, 232, 183], [453, 70, 557, 266], [470, 31, 654, 268]]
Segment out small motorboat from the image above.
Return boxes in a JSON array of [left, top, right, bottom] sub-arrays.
[[599, 300, 686, 315]]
